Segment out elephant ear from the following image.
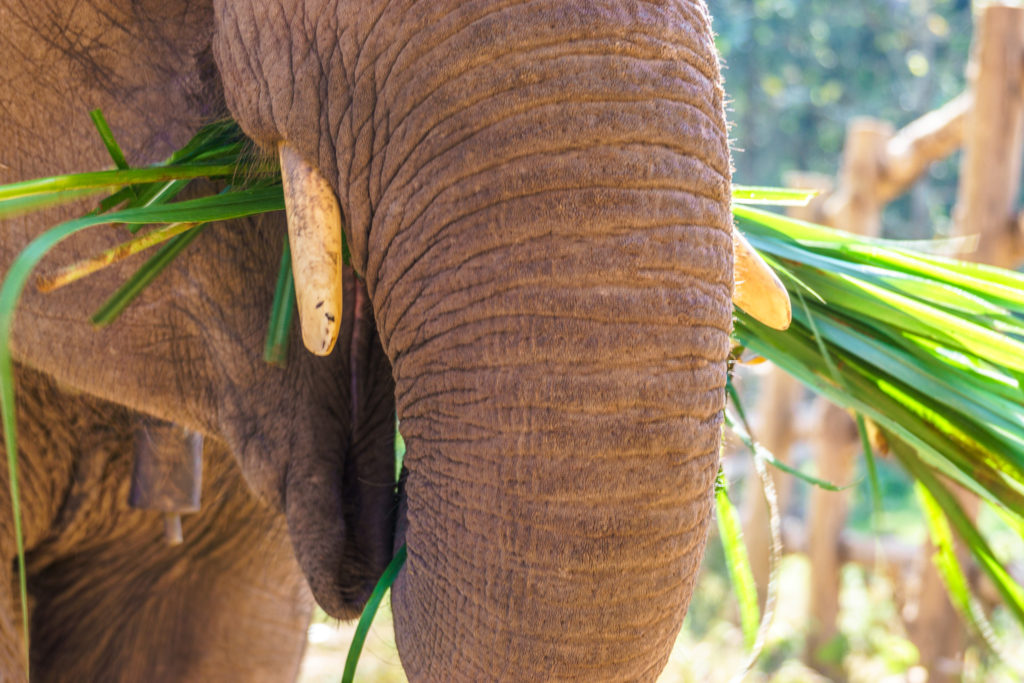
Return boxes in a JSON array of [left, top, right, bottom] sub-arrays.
[[283, 270, 399, 618]]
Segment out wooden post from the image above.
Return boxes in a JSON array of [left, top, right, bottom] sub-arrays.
[[739, 364, 803, 604], [907, 7, 1024, 681], [819, 96, 969, 221], [879, 93, 971, 203], [741, 171, 831, 604], [807, 118, 890, 679], [805, 399, 862, 678], [953, 4, 1024, 268], [822, 118, 892, 235]]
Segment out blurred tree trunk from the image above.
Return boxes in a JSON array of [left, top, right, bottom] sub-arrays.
[[907, 6, 1024, 681], [805, 118, 891, 679], [740, 366, 801, 602], [741, 171, 831, 604]]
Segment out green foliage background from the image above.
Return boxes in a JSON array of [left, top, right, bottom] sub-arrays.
[[713, 0, 973, 238]]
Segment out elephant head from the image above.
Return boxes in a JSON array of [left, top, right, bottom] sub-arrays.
[[3, 0, 745, 679], [211, 0, 734, 678]]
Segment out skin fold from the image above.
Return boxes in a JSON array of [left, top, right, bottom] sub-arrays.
[[0, 0, 731, 680]]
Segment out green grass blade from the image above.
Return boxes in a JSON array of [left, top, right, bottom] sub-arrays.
[[92, 187, 135, 216], [96, 186, 284, 225], [891, 437, 1024, 625], [733, 204, 862, 245], [791, 309, 1024, 457], [856, 414, 883, 523], [0, 363, 28, 674], [133, 179, 191, 208], [0, 165, 239, 202], [896, 247, 1024, 297], [732, 185, 817, 206], [0, 188, 110, 220], [734, 317, 1024, 514], [263, 235, 296, 367], [0, 213, 126, 674], [738, 441, 783, 679], [342, 544, 408, 683], [725, 376, 756, 439], [915, 482, 1008, 658], [89, 109, 132, 172], [91, 225, 207, 327], [165, 119, 244, 164], [724, 409, 846, 491], [715, 469, 760, 650]]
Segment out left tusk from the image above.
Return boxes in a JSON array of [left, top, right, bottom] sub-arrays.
[[278, 141, 344, 356], [732, 226, 791, 330]]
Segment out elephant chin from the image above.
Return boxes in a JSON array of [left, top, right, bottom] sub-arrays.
[[280, 273, 398, 619], [284, 455, 370, 618]]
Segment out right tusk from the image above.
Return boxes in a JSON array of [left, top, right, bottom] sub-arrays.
[[278, 142, 344, 356], [732, 226, 792, 330]]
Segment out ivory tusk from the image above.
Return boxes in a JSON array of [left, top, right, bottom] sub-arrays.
[[732, 226, 792, 330], [278, 142, 344, 355]]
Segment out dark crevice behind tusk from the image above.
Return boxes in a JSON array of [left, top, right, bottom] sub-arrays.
[[129, 418, 203, 546]]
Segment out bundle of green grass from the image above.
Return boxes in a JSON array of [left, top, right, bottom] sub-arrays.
[[2, 114, 1024, 678]]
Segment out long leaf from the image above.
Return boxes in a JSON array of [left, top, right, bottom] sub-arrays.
[[342, 544, 408, 683], [37, 222, 200, 292], [0, 165, 238, 202], [894, 440, 1024, 626], [733, 185, 818, 206], [90, 225, 207, 326], [715, 469, 760, 650], [263, 235, 296, 367], [916, 483, 1007, 657]]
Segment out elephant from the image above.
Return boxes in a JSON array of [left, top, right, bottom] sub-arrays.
[[0, 0, 744, 679]]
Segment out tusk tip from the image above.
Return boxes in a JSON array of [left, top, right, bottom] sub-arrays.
[[731, 226, 793, 331], [279, 140, 344, 358]]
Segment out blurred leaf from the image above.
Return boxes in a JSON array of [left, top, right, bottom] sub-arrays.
[[37, 222, 200, 292], [263, 234, 296, 367], [725, 409, 847, 491], [733, 185, 818, 206], [715, 470, 761, 650], [916, 482, 1007, 657], [894, 441, 1024, 627]]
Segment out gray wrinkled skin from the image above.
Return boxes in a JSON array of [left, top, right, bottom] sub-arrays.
[[0, 0, 731, 680]]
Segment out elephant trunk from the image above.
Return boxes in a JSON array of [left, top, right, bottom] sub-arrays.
[[358, 2, 734, 678]]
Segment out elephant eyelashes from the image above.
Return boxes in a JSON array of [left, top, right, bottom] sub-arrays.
[[278, 142, 345, 356]]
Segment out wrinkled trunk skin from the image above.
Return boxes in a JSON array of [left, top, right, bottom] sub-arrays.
[[367, 3, 733, 679], [215, 0, 732, 678]]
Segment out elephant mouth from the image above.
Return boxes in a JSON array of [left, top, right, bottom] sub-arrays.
[[283, 268, 399, 619]]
